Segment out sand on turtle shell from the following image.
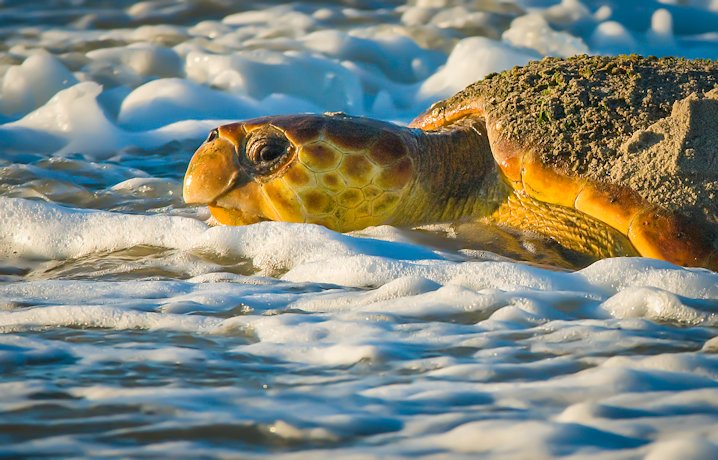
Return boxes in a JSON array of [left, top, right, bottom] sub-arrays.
[[450, 55, 718, 224], [613, 88, 718, 224]]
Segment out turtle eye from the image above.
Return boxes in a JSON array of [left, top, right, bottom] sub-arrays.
[[256, 141, 289, 163], [245, 128, 293, 167], [205, 129, 219, 143]]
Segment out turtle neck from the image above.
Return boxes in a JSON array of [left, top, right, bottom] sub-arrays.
[[392, 118, 510, 226]]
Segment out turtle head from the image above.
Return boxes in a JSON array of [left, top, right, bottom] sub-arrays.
[[183, 113, 416, 231]]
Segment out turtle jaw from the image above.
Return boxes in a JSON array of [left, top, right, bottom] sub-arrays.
[[183, 133, 272, 225], [183, 136, 242, 205]]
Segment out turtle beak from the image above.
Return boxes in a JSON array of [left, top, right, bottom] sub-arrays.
[[183, 134, 247, 205]]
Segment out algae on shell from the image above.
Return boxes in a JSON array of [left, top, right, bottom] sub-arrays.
[[448, 55, 718, 223]]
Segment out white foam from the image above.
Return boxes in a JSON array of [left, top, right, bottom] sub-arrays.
[[0, 198, 205, 260], [417, 37, 537, 104], [110, 177, 178, 196], [4, 82, 127, 157], [0, 82, 223, 157], [300, 30, 442, 83], [0, 198, 441, 273], [86, 43, 183, 80], [590, 20, 638, 52], [283, 254, 582, 291], [652, 8, 675, 37], [3, 197, 716, 300], [578, 258, 718, 298], [117, 78, 258, 130], [0, 305, 222, 333], [1, 278, 170, 303], [222, 5, 316, 33], [0, 335, 73, 369], [602, 352, 718, 379], [424, 419, 597, 456], [185, 50, 363, 114], [600, 287, 718, 325], [0, 53, 77, 117], [543, 0, 592, 26], [645, 437, 718, 460], [502, 13, 589, 57]]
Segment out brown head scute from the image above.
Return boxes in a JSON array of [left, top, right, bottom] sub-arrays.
[[300, 189, 334, 214], [284, 162, 313, 186], [299, 141, 341, 172], [376, 157, 413, 190], [325, 120, 377, 150], [338, 188, 363, 208], [321, 173, 342, 190], [369, 130, 409, 165], [340, 154, 375, 187]]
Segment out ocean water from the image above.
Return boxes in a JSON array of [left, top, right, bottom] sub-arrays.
[[1, 0, 718, 458]]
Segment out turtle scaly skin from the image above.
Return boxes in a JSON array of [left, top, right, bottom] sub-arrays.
[[184, 55, 718, 270]]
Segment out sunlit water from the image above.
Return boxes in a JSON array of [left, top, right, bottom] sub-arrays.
[[1, 1, 718, 458]]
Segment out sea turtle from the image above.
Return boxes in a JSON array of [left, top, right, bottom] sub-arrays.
[[183, 55, 718, 270]]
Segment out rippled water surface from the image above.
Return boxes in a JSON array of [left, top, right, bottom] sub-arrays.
[[1, 1, 718, 458]]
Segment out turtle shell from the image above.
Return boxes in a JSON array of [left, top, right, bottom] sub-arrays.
[[411, 55, 718, 268]]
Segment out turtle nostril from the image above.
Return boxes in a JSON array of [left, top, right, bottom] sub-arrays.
[[205, 128, 219, 143]]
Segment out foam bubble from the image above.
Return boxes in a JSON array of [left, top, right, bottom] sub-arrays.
[[117, 78, 258, 130], [417, 37, 536, 103], [0, 305, 222, 333], [86, 43, 183, 80], [0, 53, 77, 117], [645, 437, 718, 460], [502, 13, 589, 57], [648, 8, 677, 50], [543, 0, 592, 26], [4, 82, 126, 157], [590, 21, 637, 52], [185, 50, 363, 113], [600, 287, 718, 325], [0, 198, 441, 273]]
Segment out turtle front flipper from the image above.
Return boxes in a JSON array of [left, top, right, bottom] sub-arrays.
[[486, 123, 718, 270], [573, 181, 718, 269], [626, 206, 718, 269], [488, 190, 637, 260]]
